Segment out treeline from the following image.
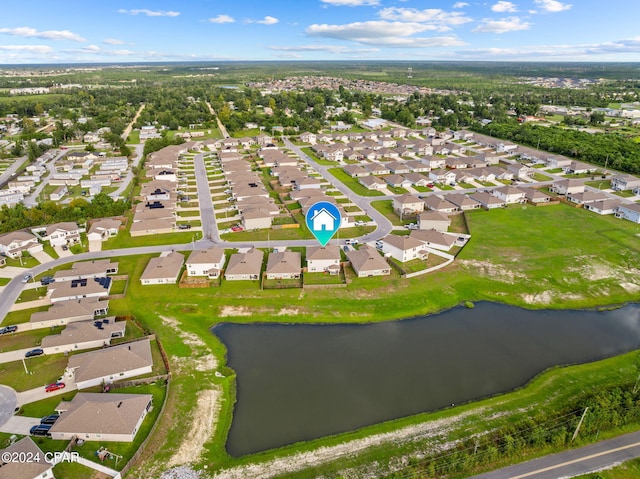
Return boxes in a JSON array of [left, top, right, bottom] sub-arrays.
[[383, 385, 640, 478], [473, 122, 640, 175], [0, 193, 129, 234]]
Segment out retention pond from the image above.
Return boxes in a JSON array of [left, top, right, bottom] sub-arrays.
[[213, 302, 640, 456]]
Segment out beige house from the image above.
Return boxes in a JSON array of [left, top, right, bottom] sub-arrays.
[[424, 195, 459, 213], [140, 251, 184, 285], [47, 277, 112, 303], [410, 230, 458, 251], [242, 209, 273, 230], [393, 194, 425, 215], [225, 248, 264, 281], [492, 186, 527, 204], [417, 211, 451, 232], [87, 219, 121, 242], [41, 318, 125, 354], [54, 259, 118, 282], [50, 393, 153, 442], [469, 191, 506, 209], [0, 230, 41, 259], [186, 247, 226, 278], [0, 438, 54, 479], [28, 298, 109, 331], [381, 235, 428, 263], [346, 245, 391, 278], [67, 339, 153, 389], [306, 245, 341, 274], [266, 251, 301, 279], [550, 179, 584, 196], [38, 222, 81, 247]]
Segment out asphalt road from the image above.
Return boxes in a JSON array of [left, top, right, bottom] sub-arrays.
[[193, 153, 220, 242], [469, 430, 640, 479], [0, 155, 27, 190]]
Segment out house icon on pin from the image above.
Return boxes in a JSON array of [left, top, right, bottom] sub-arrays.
[[310, 208, 337, 231]]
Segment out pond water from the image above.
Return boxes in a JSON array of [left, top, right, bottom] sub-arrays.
[[213, 302, 640, 456]]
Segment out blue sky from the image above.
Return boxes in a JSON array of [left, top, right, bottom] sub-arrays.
[[0, 1, 639, 64]]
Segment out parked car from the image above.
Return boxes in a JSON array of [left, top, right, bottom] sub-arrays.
[[45, 382, 65, 393], [0, 325, 17, 335], [29, 424, 51, 437], [22, 273, 32, 283], [230, 225, 244, 232], [427, 183, 434, 188], [177, 224, 191, 230], [40, 276, 55, 285], [61, 245, 68, 251], [40, 414, 60, 425], [25, 348, 44, 358]]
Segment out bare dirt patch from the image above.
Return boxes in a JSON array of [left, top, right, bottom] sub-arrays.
[[167, 388, 221, 468], [620, 282, 640, 293], [458, 259, 527, 284], [219, 306, 254, 317], [521, 291, 553, 305], [211, 409, 482, 479]]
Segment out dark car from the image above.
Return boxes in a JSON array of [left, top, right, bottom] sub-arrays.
[[40, 276, 55, 285], [30, 424, 51, 437], [0, 325, 17, 335], [45, 382, 65, 393], [40, 414, 60, 425], [25, 348, 44, 358]]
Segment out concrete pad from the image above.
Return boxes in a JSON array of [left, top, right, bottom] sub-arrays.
[[0, 415, 40, 435], [9, 298, 50, 312], [54, 245, 73, 258], [0, 266, 29, 279], [0, 385, 18, 427], [88, 239, 102, 252], [31, 250, 54, 264]]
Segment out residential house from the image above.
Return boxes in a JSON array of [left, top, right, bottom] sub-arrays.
[[550, 179, 585, 195], [445, 193, 482, 210], [393, 194, 425, 215], [343, 165, 369, 178], [140, 251, 184, 285], [299, 132, 317, 144], [611, 174, 640, 191], [266, 251, 301, 279], [404, 160, 430, 173], [417, 211, 451, 232], [384, 174, 412, 189], [387, 161, 411, 174], [492, 186, 527, 204], [242, 209, 273, 230], [523, 188, 551, 204], [359, 176, 387, 190], [50, 393, 153, 442], [47, 277, 112, 303], [306, 245, 341, 275], [567, 190, 609, 205], [429, 169, 457, 185], [616, 203, 640, 223], [50, 185, 68, 201], [0, 230, 41, 259], [53, 260, 118, 282], [564, 161, 597, 175], [346, 245, 391, 277], [381, 235, 428, 263], [225, 248, 264, 281], [507, 164, 534, 179], [424, 195, 459, 213], [403, 172, 430, 187], [0, 438, 54, 479], [364, 162, 391, 175], [410, 229, 458, 251], [37, 222, 81, 247], [186, 247, 226, 278], [469, 191, 506, 209], [41, 318, 125, 355], [87, 219, 121, 242], [67, 339, 153, 389], [584, 199, 622, 215], [29, 298, 109, 331]]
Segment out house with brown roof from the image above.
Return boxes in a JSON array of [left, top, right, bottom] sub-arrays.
[[140, 251, 184, 285], [346, 245, 391, 278], [359, 176, 387, 190], [469, 191, 506, 209], [611, 174, 640, 191], [615, 203, 640, 223], [266, 251, 301, 279], [47, 276, 112, 303], [54, 260, 118, 282], [0, 437, 53, 479], [492, 186, 527, 204], [343, 165, 369, 178], [417, 211, 451, 232], [424, 195, 459, 213], [384, 174, 412, 189], [50, 392, 153, 442], [41, 318, 125, 355], [567, 190, 609, 205], [86, 219, 121, 242], [584, 198, 622, 215], [67, 339, 153, 389], [225, 248, 264, 281], [445, 194, 482, 211], [186, 248, 226, 278], [410, 229, 458, 251], [306, 245, 341, 274], [37, 222, 81, 247], [380, 235, 428, 263], [29, 298, 109, 331], [523, 188, 551, 204], [393, 194, 425, 215], [0, 230, 41, 259], [242, 208, 274, 230], [551, 178, 584, 195]]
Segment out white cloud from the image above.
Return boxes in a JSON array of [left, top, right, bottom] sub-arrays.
[[320, 0, 380, 5], [453, 2, 469, 8], [268, 44, 380, 54], [377, 8, 473, 26], [0, 45, 53, 53], [533, 0, 572, 13], [473, 16, 531, 33], [492, 1, 518, 13], [103, 38, 125, 45], [244, 16, 279, 25], [306, 21, 466, 47], [208, 15, 235, 24], [0, 27, 85, 42], [117, 9, 180, 17]]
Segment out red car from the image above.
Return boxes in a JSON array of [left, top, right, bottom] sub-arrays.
[[45, 382, 65, 393], [230, 225, 244, 232]]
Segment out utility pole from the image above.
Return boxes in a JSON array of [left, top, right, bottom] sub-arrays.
[[571, 407, 589, 442]]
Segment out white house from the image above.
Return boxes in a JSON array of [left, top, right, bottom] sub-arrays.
[[306, 245, 341, 274], [381, 235, 428, 263], [492, 186, 527, 204], [225, 248, 264, 280], [611, 174, 640, 191], [551, 179, 584, 196], [186, 247, 226, 278], [0, 230, 41, 259], [37, 222, 81, 247], [616, 203, 640, 223], [393, 194, 425, 215]]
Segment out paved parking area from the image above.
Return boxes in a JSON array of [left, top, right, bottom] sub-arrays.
[[0, 415, 40, 435], [0, 385, 17, 426]]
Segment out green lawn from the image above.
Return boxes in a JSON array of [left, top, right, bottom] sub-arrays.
[[0, 326, 63, 353], [1, 354, 68, 391], [585, 180, 613, 190], [614, 190, 635, 198], [531, 172, 552, 182], [301, 147, 336, 166], [327, 168, 385, 197], [371, 200, 403, 226], [303, 272, 346, 285]]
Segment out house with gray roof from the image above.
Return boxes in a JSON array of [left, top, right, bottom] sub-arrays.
[[0, 437, 53, 479], [381, 235, 428, 263], [140, 251, 184, 285], [346, 245, 391, 278], [41, 318, 125, 354], [225, 248, 264, 281], [54, 259, 118, 282], [417, 211, 451, 232], [50, 392, 153, 442], [306, 245, 341, 274], [67, 339, 153, 389], [410, 229, 458, 251], [266, 251, 301, 279], [28, 298, 109, 331]]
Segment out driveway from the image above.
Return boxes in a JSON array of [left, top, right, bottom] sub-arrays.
[[31, 249, 55, 264], [88, 239, 102, 252], [15, 372, 77, 407], [54, 245, 73, 258], [0, 415, 40, 435], [0, 266, 29, 279], [0, 385, 18, 426]]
